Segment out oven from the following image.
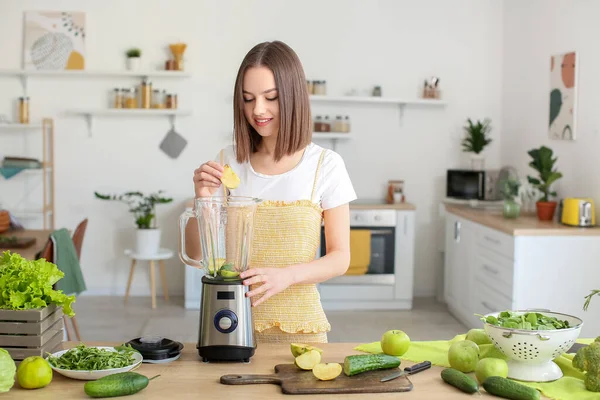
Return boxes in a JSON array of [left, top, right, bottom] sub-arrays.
[[319, 209, 397, 284]]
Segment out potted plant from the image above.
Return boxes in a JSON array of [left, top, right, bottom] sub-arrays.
[[526, 146, 563, 221], [461, 118, 492, 170], [94, 190, 173, 255], [500, 177, 521, 219], [125, 48, 142, 71]]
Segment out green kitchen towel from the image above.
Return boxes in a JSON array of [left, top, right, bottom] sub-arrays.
[[50, 228, 87, 295], [355, 335, 598, 400], [0, 167, 25, 179]]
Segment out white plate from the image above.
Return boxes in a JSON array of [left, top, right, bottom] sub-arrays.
[[46, 346, 143, 381]]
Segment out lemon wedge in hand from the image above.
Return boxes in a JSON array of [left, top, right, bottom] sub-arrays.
[[221, 164, 240, 189]]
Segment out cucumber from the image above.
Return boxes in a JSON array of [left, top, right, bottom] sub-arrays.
[[343, 354, 400, 376], [441, 368, 479, 394], [483, 376, 540, 400], [84, 372, 159, 398]]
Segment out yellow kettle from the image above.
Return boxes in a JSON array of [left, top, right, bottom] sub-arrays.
[[561, 198, 595, 227]]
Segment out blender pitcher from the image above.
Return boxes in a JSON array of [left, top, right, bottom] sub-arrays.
[[179, 196, 262, 279]]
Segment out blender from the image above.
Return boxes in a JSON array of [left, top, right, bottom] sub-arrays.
[[179, 196, 261, 362]]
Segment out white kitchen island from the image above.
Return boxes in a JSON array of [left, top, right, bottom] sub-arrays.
[[442, 204, 600, 338]]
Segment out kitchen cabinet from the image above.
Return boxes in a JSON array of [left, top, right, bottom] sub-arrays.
[[442, 205, 600, 338]]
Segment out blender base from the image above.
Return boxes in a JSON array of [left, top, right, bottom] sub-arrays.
[[197, 345, 255, 363]]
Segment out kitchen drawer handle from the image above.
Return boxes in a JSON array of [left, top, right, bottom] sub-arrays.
[[481, 301, 496, 312], [482, 264, 498, 275], [484, 236, 501, 245]]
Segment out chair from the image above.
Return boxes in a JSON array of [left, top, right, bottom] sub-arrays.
[[39, 218, 88, 342]]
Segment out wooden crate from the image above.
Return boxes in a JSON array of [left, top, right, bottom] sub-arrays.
[[0, 305, 65, 361]]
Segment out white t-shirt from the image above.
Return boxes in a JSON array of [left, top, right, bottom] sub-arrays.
[[215, 142, 357, 210]]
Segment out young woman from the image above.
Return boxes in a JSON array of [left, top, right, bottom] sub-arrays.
[[189, 40, 356, 343]]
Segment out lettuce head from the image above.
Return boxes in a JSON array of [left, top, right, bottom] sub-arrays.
[[0, 348, 16, 392]]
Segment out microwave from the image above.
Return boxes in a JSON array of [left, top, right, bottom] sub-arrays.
[[446, 169, 500, 201]]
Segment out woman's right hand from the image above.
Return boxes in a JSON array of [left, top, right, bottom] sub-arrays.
[[193, 161, 224, 197]]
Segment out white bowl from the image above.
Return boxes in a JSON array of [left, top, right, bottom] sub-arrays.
[[482, 310, 583, 382], [46, 346, 143, 381]]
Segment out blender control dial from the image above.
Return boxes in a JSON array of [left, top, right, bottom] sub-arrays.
[[214, 309, 238, 334]]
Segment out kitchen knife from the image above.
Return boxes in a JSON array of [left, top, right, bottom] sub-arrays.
[[380, 361, 432, 382]]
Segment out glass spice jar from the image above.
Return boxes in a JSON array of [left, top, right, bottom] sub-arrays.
[[166, 93, 178, 109], [152, 89, 164, 108], [18, 97, 29, 124], [140, 78, 151, 109], [113, 88, 123, 108], [313, 115, 323, 132], [124, 88, 137, 108]]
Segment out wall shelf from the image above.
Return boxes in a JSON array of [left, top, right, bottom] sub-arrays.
[[310, 94, 446, 128], [310, 95, 446, 106], [312, 132, 352, 151], [0, 69, 190, 95], [0, 123, 44, 131], [64, 108, 192, 137]]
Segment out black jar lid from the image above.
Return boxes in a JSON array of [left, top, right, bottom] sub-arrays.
[[126, 336, 184, 361]]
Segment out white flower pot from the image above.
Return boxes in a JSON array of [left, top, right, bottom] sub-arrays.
[[136, 228, 161, 256], [470, 154, 485, 170], [127, 57, 141, 71]]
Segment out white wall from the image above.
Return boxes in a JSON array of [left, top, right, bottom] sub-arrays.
[[502, 0, 600, 209], [0, 0, 504, 299]]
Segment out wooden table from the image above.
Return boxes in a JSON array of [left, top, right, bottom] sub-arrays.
[[0, 229, 52, 259], [9, 342, 540, 399]]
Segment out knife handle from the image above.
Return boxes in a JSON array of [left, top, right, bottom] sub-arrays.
[[404, 361, 432, 374]]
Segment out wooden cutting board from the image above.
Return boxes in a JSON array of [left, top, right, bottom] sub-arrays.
[[220, 363, 413, 394]]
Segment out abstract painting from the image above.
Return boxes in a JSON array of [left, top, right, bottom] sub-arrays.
[[23, 11, 86, 70], [549, 51, 577, 140]]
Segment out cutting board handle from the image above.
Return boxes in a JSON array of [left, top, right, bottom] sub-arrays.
[[220, 374, 282, 385]]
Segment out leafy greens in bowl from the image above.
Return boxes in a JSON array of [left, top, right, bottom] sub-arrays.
[[46, 344, 143, 380], [478, 310, 579, 331]]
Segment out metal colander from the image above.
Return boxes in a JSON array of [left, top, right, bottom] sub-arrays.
[[483, 310, 583, 382]]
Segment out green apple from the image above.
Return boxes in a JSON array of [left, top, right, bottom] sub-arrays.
[[381, 330, 411, 356], [475, 358, 508, 383], [466, 329, 492, 346], [17, 356, 52, 389], [447, 340, 479, 373]]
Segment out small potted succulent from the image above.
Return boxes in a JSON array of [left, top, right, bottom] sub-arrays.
[[461, 118, 493, 170], [94, 190, 172, 255], [125, 48, 142, 71], [526, 146, 563, 221], [500, 178, 521, 219]]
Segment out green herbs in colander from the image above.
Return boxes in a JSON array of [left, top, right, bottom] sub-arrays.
[[47, 344, 138, 370], [478, 311, 571, 331]]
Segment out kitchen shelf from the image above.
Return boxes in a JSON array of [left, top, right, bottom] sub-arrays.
[[0, 69, 191, 94], [310, 95, 446, 106], [0, 118, 55, 230], [0, 123, 44, 131], [64, 108, 192, 137], [312, 132, 351, 151]]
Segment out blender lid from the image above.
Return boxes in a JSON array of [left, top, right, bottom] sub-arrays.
[[126, 336, 184, 361]]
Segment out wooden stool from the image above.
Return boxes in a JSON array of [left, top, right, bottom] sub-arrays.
[[124, 249, 173, 309]]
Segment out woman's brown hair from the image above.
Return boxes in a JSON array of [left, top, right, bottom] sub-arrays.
[[233, 41, 312, 163]]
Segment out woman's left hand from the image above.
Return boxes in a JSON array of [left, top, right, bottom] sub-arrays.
[[241, 268, 294, 307]]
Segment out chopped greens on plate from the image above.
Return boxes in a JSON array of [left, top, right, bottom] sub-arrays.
[[478, 310, 572, 330], [47, 344, 139, 371]]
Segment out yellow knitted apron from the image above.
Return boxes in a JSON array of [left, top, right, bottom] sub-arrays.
[[247, 149, 331, 343]]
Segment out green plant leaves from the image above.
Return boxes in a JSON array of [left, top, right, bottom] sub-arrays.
[[94, 191, 172, 229], [526, 146, 562, 202], [461, 118, 492, 154]]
